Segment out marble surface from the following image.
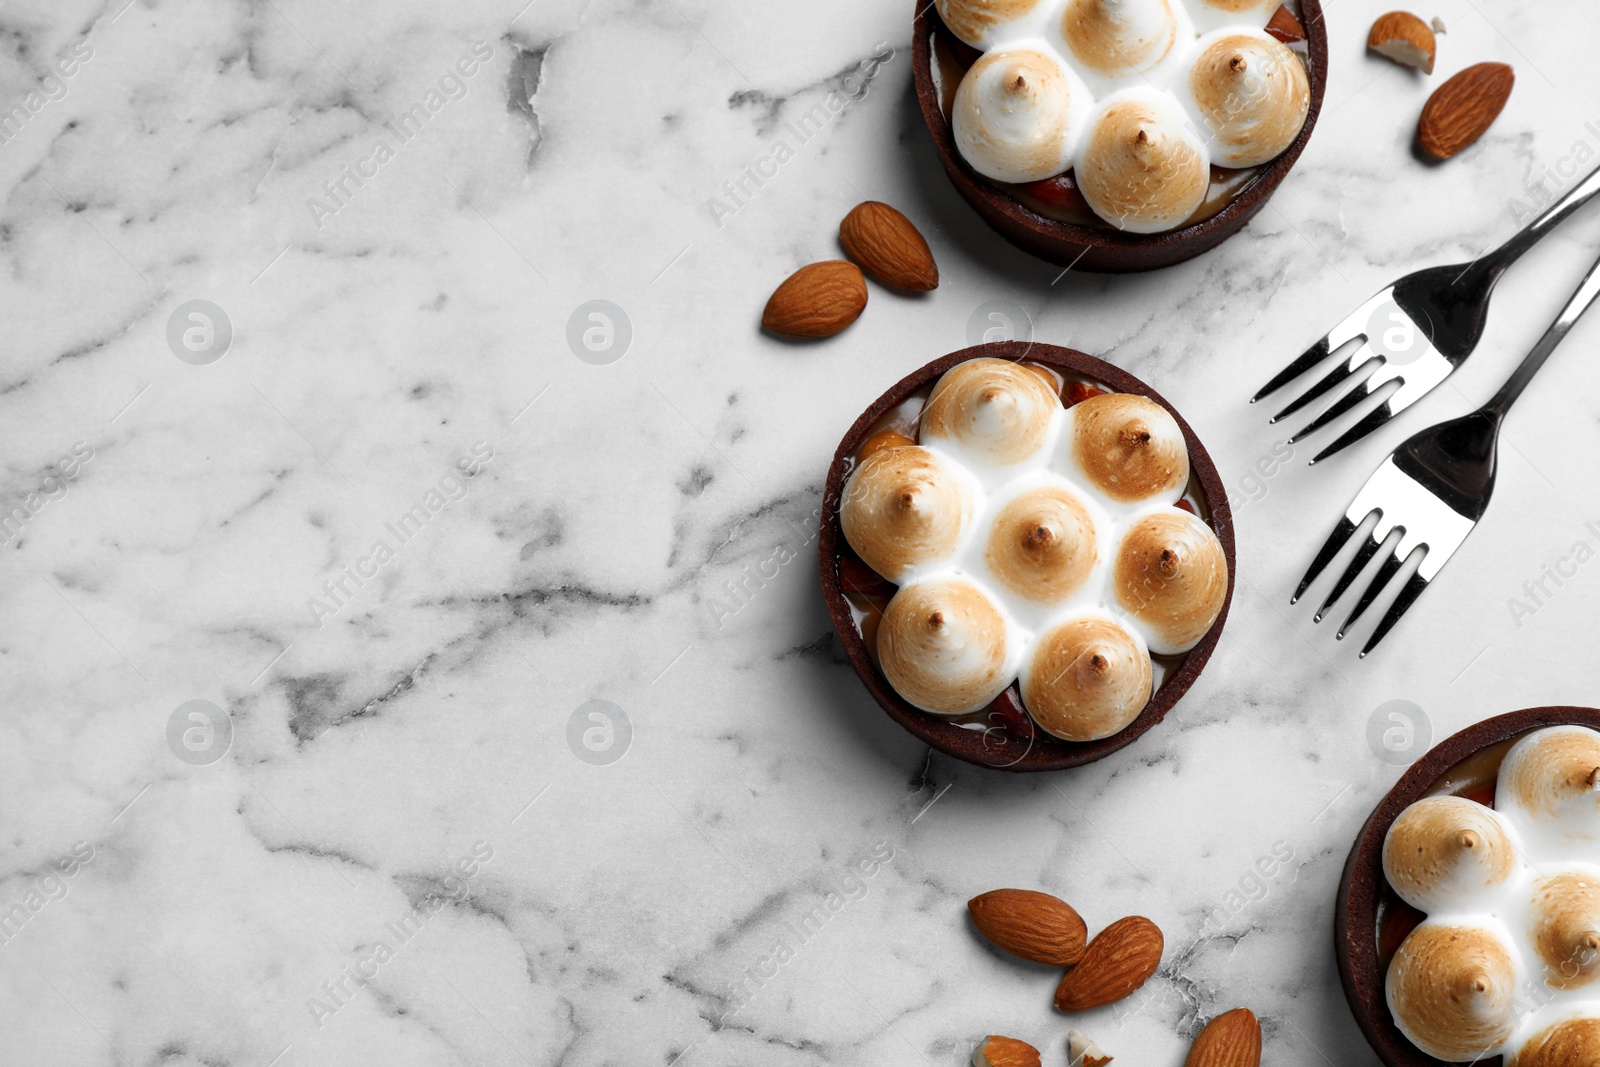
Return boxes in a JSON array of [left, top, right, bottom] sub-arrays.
[[5, 0, 1600, 1064]]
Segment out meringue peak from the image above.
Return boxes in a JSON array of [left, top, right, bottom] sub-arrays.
[[922, 357, 1062, 469], [1070, 392, 1188, 502], [1382, 796, 1515, 912], [878, 578, 1012, 715], [1021, 614, 1152, 742], [952, 50, 1083, 184], [984, 484, 1097, 603], [1386, 924, 1516, 1061], [1111, 508, 1227, 655], [1075, 93, 1210, 234], [1060, 0, 1180, 78], [840, 445, 972, 582], [1183, 30, 1310, 167]]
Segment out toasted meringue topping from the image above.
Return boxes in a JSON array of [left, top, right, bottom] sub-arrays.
[[1387, 924, 1517, 1062], [936, 0, 1047, 49], [1112, 509, 1227, 654], [1070, 392, 1189, 503], [922, 357, 1063, 469], [1498, 726, 1600, 837], [1382, 796, 1517, 912], [1380, 726, 1600, 1063], [984, 486, 1099, 603], [840, 446, 972, 582], [1059, 0, 1180, 77], [878, 579, 1012, 714], [1075, 91, 1211, 233], [1184, 31, 1310, 167], [1187, 0, 1282, 33], [1021, 614, 1152, 741], [953, 49, 1084, 183], [1530, 872, 1600, 989], [840, 357, 1221, 745], [1515, 1017, 1600, 1067]]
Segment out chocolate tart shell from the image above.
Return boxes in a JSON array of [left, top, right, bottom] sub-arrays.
[[1336, 706, 1600, 1067], [817, 342, 1235, 772], [911, 0, 1330, 273]]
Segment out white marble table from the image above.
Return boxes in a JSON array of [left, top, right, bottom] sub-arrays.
[[5, 0, 1600, 1064]]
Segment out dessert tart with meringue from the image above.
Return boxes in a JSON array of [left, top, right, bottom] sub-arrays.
[[912, 0, 1327, 271], [819, 342, 1234, 771], [1338, 707, 1600, 1066]]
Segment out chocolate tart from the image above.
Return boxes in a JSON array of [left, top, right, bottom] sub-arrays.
[[1336, 706, 1600, 1067], [817, 341, 1235, 772], [911, 0, 1330, 273]]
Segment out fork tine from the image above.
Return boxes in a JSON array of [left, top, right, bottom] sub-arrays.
[[1292, 515, 1358, 604], [1359, 569, 1430, 658], [1269, 346, 1381, 423], [1252, 298, 1374, 402], [1337, 544, 1404, 639], [1253, 337, 1337, 403], [1314, 529, 1381, 622], [1308, 401, 1397, 465], [1289, 375, 1382, 444]]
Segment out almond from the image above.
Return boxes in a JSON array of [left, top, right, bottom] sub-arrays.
[[968, 889, 1089, 966], [761, 260, 867, 337], [1067, 1030, 1114, 1067], [1054, 916, 1163, 1012], [1185, 1008, 1262, 1067], [839, 201, 939, 291], [1368, 11, 1435, 74], [1264, 4, 1306, 44], [972, 1035, 1041, 1067], [1417, 62, 1514, 160]]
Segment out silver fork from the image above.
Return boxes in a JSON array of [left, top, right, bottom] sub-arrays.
[[1293, 243, 1600, 657], [1252, 164, 1600, 464]]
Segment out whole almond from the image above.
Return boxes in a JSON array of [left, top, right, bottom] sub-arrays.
[[1368, 11, 1435, 74], [1185, 1008, 1262, 1067], [840, 201, 939, 291], [1054, 916, 1163, 1012], [968, 889, 1088, 966], [972, 1035, 1042, 1067], [1417, 62, 1514, 160], [761, 260, 867, 337]]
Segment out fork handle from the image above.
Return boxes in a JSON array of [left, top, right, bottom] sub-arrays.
[[1486, 246, 1600, 418], [1487, 162, 1600, 274]]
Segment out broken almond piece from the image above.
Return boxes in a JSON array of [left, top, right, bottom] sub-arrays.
[[973, 1035, 1042, 1067], [1264, 5, 1306, 44], [1068, 1030, 1114, 1067], [1368, 11, 1436, 74]]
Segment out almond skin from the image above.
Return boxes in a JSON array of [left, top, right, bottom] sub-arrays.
[[1185, 1008, 1262, 1067], [1265, 4, 1306, 44], [1368, 11, 1435, 74], [972, 1035, 1042, 1067], [1418, 62, 1514, 160], [761, 260, 868, 337], [1054, 916, 1163, 1012], [839, 201, 939, 291], [968, 889, 1089, 966]]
